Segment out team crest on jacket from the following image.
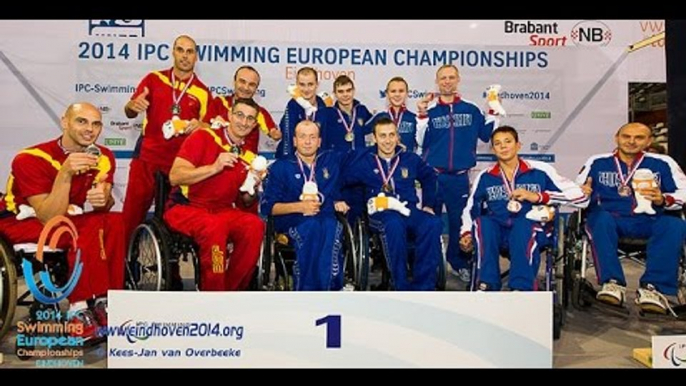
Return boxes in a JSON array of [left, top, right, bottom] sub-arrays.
[[323, 168, 330, 179], [357, 118, 365, 126], [401, 168, 409, 178]]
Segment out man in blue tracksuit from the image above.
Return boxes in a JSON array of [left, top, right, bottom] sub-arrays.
[[576, 122, 686, 314], [460, 126, 587, 291], [261, 120, 350, 291], [323, 75, 373, 153], [367, 76, 421, 154], [276, 67, 329, 159], [322, 75, 373, 226], [419, 64, 500, 282], [343, 117, 442, 290]]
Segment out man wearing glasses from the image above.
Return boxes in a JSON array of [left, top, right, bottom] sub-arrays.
[[164, 98, 265, 291]]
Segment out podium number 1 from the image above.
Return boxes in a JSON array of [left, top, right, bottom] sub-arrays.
[[315, 315, 341, 349]]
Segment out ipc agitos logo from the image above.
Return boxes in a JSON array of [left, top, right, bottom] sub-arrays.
[[23, 216, 83, 304]]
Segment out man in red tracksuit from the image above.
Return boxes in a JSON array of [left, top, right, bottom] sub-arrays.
[[0, 102, 125, 341], [164, 98, 265, 291], [205, 65, 282, 153], [122, 34, 212, 243], [204, 65, 281, 214]]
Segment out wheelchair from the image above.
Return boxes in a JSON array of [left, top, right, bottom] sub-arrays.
[[125, 171, 200, 291], [256, 212, 360, 291], [355, 210, 448, 291], [466, 212, 567, 339], [0, 235, 81, 359], [563, 209, 686, 319]]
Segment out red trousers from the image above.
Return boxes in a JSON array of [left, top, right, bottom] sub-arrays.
[[0, 212, 126, 303], [164, 205, 264, 291], [121, 158, 171, 247]]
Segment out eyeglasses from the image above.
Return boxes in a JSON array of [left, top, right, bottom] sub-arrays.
[[232, 111, 257, 124]]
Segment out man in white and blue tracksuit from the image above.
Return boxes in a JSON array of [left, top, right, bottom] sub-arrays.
[[342, 117, 442, 290], [261, 120, 349, 291], [276, 67, 328, 159], [576, 122, 686, 313], [420, 64, 499, 279], [461, 126, 587, 291]]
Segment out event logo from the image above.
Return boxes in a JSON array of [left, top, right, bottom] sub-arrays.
[[570, 21, 612, 47], [503, 20, 568, 47], [105, 138, 126, 146], [98, 105, 111, 115], [88, 20, 145, 38], [23, 216, 83, 304], [663, 342, 686, 367], [531, 111, 552, 119]]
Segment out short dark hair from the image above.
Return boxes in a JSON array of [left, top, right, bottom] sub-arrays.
[[233, 65, 260, 84], [333, 75, 354, 91], [491, 125, 519, 144], [386, 76, 408, 91], [372, 117, 396, 135], [297, 67, 318, 82], [295, 120, 321, 137], [232, 97, 260, 114]]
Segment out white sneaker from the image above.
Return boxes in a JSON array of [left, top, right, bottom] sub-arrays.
[[636, 284, 672, 315], [596, 279, 626, 306], [341, 283, 355, 292], [451, 268, 471, 282]]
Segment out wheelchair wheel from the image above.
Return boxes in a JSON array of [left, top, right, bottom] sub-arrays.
[[356, 219, 370, 291], [563, 212, 582, 310], [126, 218, 173, 291], [553, 303, 563, 340], [0, 238, 18, 343], [435, 236, 447, 291], [554, 214, 566, 309], [338, 213, 358, 288]]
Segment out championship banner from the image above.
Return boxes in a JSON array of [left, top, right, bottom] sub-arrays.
[[0, 20, 666, 210]]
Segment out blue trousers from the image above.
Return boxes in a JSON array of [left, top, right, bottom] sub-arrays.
[[369, 209, 443, 290], [473, 216, 550, 291], [289, 215, 344, 291], [585, 210, 686, 295], [434, 172, 471, 271]]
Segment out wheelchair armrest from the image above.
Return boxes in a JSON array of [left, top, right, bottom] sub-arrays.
[[13, 243, 63, 253]]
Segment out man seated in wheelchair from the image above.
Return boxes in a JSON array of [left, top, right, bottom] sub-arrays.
[[165, 98, 265, 291], [460, 125, 587, 291], [341, 117, 442, 290], [261, 120, 351, 291], [0, 102, 125, 340], [576, 122, 686, 314]]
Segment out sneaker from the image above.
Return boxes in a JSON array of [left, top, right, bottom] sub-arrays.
[[341, 283, 355, 291], [596, 279, 626, 306], [636, 284, 670, 315], [67, 309, 101, 342], [170, 262, 184, 291], [92, 300, 108, 327], [451, 268, 471, 283], [476, 282, 490, 292]]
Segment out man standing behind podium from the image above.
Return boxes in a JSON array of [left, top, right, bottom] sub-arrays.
[[121, 34, 212, 242]]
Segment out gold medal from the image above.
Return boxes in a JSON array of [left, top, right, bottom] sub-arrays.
[[345, 132, 354, 142]]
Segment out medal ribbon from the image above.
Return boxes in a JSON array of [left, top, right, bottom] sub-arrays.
[[374, 154, 401, 192], [613, 152, 644, 188]]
